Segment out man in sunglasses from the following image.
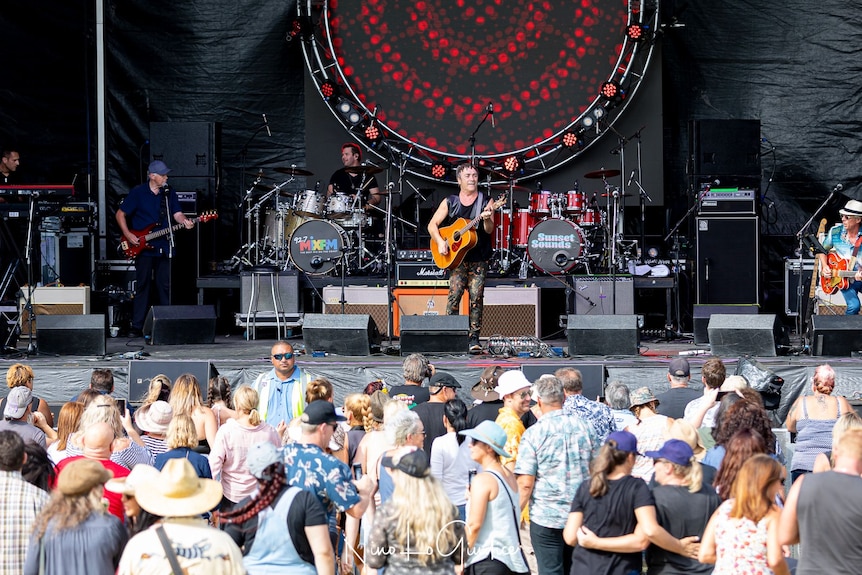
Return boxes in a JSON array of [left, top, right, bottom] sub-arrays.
[[251, 341, 313, 427]]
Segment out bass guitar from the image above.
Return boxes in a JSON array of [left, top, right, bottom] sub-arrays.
[[431, 194, 506, 270], [119, 210, 218, 260], [820, 252, 860, 295]]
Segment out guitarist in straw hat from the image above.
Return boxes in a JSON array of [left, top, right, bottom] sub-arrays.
[[428, 163, 496, 353], [819, 198, 862, 314], [116, 160, 195, 338]]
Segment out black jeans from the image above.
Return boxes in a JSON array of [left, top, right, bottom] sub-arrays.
[[530, 521, 573, 575]]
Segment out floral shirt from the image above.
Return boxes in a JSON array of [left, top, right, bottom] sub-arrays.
[[712, 499, 775, 575], [495, 406, 526, 467], [281, 442, 360, 527], [515, 410, 595, 528], [562, 394, 616, 444]]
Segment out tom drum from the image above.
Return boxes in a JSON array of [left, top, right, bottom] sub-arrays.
[[293, 190, 326, 218]]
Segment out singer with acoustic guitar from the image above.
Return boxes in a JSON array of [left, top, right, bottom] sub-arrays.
[[818, 199, 862, 315], [428, 163, 496, 353], [116, 160, 195, 338]]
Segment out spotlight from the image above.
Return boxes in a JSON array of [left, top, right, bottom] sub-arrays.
[[320, 80, 338, 101], [336, 98, 362, 126], [593, 106, 606, 120], [561, 130, 583, 150], [581, 115, 595, 129], [626, 23, 648, 42], [600, 81, 621, 99], [430, 161, 449, 179], [363, 122, 383, 143], [502, 155, 524, 176]]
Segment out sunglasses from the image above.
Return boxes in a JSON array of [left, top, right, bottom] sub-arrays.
[[272, 353, 294, 360]]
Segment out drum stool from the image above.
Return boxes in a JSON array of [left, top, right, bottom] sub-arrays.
[[244, 265, 286, 340]]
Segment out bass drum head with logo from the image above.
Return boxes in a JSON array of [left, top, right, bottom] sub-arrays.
[[289, 219, 351, 274], [527, 219, 585, 274]]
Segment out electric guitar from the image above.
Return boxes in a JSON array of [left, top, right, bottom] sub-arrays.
[[119, 210, 218, 260], [820, 252, 860, 295], [431, 194, 506, 270]]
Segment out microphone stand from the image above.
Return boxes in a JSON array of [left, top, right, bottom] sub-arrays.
[[23, 193, 39, 355], [164, 188, 175, 306], [467, 108, 494, 165], [234, 121, 270, 252]]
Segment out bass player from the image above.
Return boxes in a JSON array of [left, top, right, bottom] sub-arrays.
[[428, 163, 495, 353], [116, 160, 194, 338], [819, 199, 862, 315]]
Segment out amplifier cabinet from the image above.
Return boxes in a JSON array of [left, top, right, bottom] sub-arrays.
[[396, 262, 450, 286], [480, 286, 541, 338], [784, 258, 843, 316], [19, 286, 90, 336], [393, 288, 468, 337], [573, 277, 634, 315], [322, 286, 389, 337]]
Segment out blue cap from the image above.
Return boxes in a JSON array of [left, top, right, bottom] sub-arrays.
[[148, 160, 171, 175], [607, 430, 641, 455], [644, 439, 694, 466]]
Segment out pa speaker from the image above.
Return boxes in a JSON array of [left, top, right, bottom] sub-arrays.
[[399, 315, 470, 355], [567, 315, 639, 356], [302, 314, 379, 356], [693, 304, 759, 344], [811, 315, 862, 356], [128, 360, 217, 403], [520, 363, 605, 399], [143, 305, 216, 345], [37, 314, 106, 356], [696, 217, 759, 305], [707, 314, 778, 357]]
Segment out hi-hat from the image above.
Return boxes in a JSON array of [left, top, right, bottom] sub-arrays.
[[273, 166, 314, 176], [584, 169, 621, 179], [342, 165, 383, 175]]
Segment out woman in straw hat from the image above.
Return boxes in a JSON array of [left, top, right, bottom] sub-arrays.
[[627, 386, 673, 482], [117, 458, 245, 574], [220, 442, 334, 575], [24, 458, 128, 575], [104, 464, 162, 537]]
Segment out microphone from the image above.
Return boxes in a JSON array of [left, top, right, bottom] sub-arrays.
[[627, 170, 636, 187], [161, 184, 170, 194], [488, 102, 495, 128], [263, 113, 271, 137], [834, 183, 844, 192]]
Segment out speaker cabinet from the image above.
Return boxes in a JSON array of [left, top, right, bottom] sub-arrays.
[[302, 313, 379, 356], [143, 305, 216, 345], [573, 277, 634, 315], [693, 304, 759, 344], [149, 122, 219, 178], [392, 288, 468, 337], [811, 315, 862, 356], [690, 119, 761, 178], [480, 286, 541, 337], [19, 286, 90, 337], [567, 315, 640, 356], [240, 271, 300, 315], [696, 217, 759, 305], [399, 315, 470, 355], [707, 314, 778, 357], [520, 362, 605, 399], [128, 360, 218, 403], [322, 286, 389, 336], [37, 314, 106, 356]]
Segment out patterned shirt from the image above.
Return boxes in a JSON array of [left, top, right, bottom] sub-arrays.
[[0, 470, 49, 575], [281, 442, 361, 528], [562, 394, 616, 444], [515, 409, 595, 529], [823, 223, 862, 268], [494, 406, 526, 468]]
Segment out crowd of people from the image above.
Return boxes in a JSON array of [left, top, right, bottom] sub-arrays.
[[1, 348, 862, 575]]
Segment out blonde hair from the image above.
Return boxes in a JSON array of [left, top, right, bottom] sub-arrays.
[[167, 414, 199, 449], [233, 385, 261, 426], [140, 374, 171, 407], [389, 470, 461, 565], [55, 402, 85, 451], [832, 412, 862, 452], [835, 427, 862, 461], [78, 395, 124, 438], [305, 378, 333, 404], [344, 393, 373, 432], [6, 363, 33, 389], [669, 458, 704, 494], [32, 486, 106, 539], [169, 374, 204, 418]]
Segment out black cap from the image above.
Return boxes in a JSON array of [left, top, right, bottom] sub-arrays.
[[301, 400, 347, 425], [428, 372, 461, 389]]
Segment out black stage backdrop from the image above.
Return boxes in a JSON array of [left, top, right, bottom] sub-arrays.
[[1, 0, 861, 321]]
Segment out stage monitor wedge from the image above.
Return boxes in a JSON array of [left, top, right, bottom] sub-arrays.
[[811, 315, 862, 356], [303, 313, 379, 356], [143, 305, 216, 345], [37, 314, 106, 356], [399, 315, 470, 355], [567, 315, 640, 356], [707, 314, 778, 357]]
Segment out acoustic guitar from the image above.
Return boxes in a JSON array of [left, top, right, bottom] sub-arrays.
[[119, 210, 218, 260], [431, 194, 506, 270], [820, 252, 860, 295]]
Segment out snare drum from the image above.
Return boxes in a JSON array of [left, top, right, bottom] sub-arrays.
[[529, 191, 552, 215], [527, 219, 586, 274], [293, 190, 326, 218], [325, 192, 352, 219], [579, 207, 601, 227], [565, 190, 586, 214], [289, 219, 351, 274]]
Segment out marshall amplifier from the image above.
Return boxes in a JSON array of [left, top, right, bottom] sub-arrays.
[[396, 262, 450, 286]]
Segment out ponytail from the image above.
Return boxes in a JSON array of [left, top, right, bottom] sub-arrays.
[[589, 441, 630, 497]]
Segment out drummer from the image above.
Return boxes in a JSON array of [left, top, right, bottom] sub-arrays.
[[326, 143, 383, 210]]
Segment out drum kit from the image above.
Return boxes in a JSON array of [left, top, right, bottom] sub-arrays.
[[491, 168, 632, 277]]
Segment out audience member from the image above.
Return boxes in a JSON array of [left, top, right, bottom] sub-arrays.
[[628, 387, 673, 482], [463, 420, 530, 575], [169, 373, 217, 453], [133, 399, 172, 457], [712, 428, 768, 500], [209, 385, 280, 512], [0, 430, 49, 575], [494, 370, 532, 470], [646, 439, 721, 575], [558, 367, 616, 443], [657, 358, 701, 419], [103, 464, 161, 537], [605, 380, 638, 430], [25, 458, 128, 575], [430, 398, 472, 520], [221, 442, 334, 575], [284, 378, 346, 459], [137, 373, 171, 408], [466, 365, 505, 427], [413, 371, 462, 453], [812, 411, 862, 472], [377, 408, 425, 505], [21, 442, 55, 491], [252, 340, 311, 427], [699, 454, 788, 575], [117, 458, 245, 574], [683, 357, 726, 430], [208, 375, 237, 428], [667, 418, 716, 486], [47, 401, 84, 464], [388, 353, 433, 406], [703, 390, 777, 469], [342, 392, 371, 466], [779, 427, 862, 574], [516, 374, 594, 575], [0, 386, 48, 448], [155, 414, 212, 478], [366, 448, 465, 574], [784, 363, 854, 481], [3, 363, 53, 427], [69, 395, 151, 469]]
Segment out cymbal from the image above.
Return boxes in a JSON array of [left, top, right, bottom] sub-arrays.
[[584, 169, 621, 179], [490, 184, 531, 194], [343, 165, 383, 175], [273, 166, 314, 176], [600, 192, 632, 197]]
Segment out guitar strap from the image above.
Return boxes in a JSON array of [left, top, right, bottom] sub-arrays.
[[470, 191, 485, 221], [853, 234, 862, 259]]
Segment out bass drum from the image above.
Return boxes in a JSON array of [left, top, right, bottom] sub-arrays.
[[527, 218, 585, 274], [289, 219, 351, 274]]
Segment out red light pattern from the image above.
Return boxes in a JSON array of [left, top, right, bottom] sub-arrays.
[[326, 0, 626, 156]]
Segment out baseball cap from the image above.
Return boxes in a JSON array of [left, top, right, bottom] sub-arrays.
[[4, 387, 32, 420], [607, 430, 641, 455], [147, 160, 172, 175], [644, 439, 695, 466], [301, 400, 347, 425], [668, 357, 690, 377], [428, 372, 461, 389], [381, 447, 430, 478]]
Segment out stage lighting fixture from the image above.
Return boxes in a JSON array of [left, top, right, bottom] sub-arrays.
[[320, 80, 338, 101], [502, 155, 524, 176], [336, 98, 363, 125], [561, 130, 584, 149], [581, 115, 595, 129], [430, 161, 449, 179], [363, 122, 382, 142], [626, 23, 647, 41], [592, 106, 606, 121], [600, 81, 621, 99]]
